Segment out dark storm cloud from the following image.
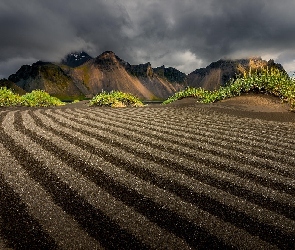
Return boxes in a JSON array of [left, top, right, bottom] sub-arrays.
[[1, 0, 295, 78]]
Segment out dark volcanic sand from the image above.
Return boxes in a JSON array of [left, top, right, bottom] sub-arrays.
[[0, 94, 294, 249]]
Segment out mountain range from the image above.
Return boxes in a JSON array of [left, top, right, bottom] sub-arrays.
[[1, 51, 285, 101]]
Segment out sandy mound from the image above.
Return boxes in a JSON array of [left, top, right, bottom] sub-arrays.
[[209, 93, 295, 122], [216, 93, 290, 113], [162, 93, 295, 122]]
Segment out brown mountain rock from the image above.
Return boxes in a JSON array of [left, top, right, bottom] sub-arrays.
[[7, 51, 187, 100], [66, 51, 187, 100], [8, 61, 84, 100], [187, 57, 285, 90]]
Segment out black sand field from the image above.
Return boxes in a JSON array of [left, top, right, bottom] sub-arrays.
[[0, 94, 294, 249]]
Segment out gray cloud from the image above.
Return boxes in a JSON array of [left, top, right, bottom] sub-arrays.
[[1, 0, 295, 78]]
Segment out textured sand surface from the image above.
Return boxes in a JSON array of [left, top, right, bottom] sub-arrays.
[[0, 95, 294, 249]]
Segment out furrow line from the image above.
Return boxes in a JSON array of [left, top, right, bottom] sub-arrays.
[[10, 111, 189, 250], [133, 106, 295, 138], [21, 111, 253, 249], [64, 109, 295, 180], [150, 108, 295, 148], [85, 108, 295, 157], [0, 112, 102, 250], [0, 170, 57, 250], [33, 109, 295, 248], [53, 109, 295, 207], [18, 111, 195, 250], [90, 106, 295, 139], [29, 110, 256, 249], [80, 108, 295, 165]]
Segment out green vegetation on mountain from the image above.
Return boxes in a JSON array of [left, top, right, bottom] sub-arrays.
[[89, 91, 144, 107], [163, 67, 295, 110]]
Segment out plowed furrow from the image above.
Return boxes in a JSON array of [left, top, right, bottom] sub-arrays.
[[126, 106, 295, 139], [18, 111, 192, 249], [0, 105, 294, 249], [26, 110, 261, 249], [29, 109, 295, 248], [86, 108, 295, 158], [63, 109, 295, 166], [10, 111, 197, 250], [75, 111, 295, 185], [49, 109, 295, 215], [49, 110, 295, 205], [63, 109, 295, 192], [20, 111, 247, 249], [83, 108, 295, 166], [0, 113, 102, 250]]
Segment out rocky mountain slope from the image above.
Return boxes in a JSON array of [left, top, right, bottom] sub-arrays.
[[188, 57, 285, 90], [68, 51, 185, 100], [0, 79, 27, 95], [8, 61, 84, 100], [7, 51, 186, 101]]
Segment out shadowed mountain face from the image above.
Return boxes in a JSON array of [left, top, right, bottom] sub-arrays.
[[187, 57, 285, 90], [153, 66, 187, 85], [61, 52, 93, 68], [8, 61, 84, 100], [0, 78, 27, 95]]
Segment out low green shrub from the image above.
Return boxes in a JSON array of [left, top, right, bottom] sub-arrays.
[[21, 90, 65, 107], [163, 67, 295, 110], [0, 87, 22, 106], [89, 91, 144, 107]]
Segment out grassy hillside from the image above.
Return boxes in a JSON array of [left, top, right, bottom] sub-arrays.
[[163, 67, 295, 110]]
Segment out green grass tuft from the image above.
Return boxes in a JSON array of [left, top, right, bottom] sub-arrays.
[[0, 87, 22, 106], [21, 90, 65, 107], [89, 90, 144, 107], [0, 87, 64, 107], [163, 67, 295, 110]]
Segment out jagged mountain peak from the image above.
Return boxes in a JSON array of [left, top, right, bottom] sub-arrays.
[[95, 51, 126, 63], [98, 50, 116, 57], [61, 51, 92, 68], [94, 51, 129, 70], [153, 65, 187, 84]]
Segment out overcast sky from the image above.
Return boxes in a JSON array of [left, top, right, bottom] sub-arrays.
[[1, 0, 295, 78]]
